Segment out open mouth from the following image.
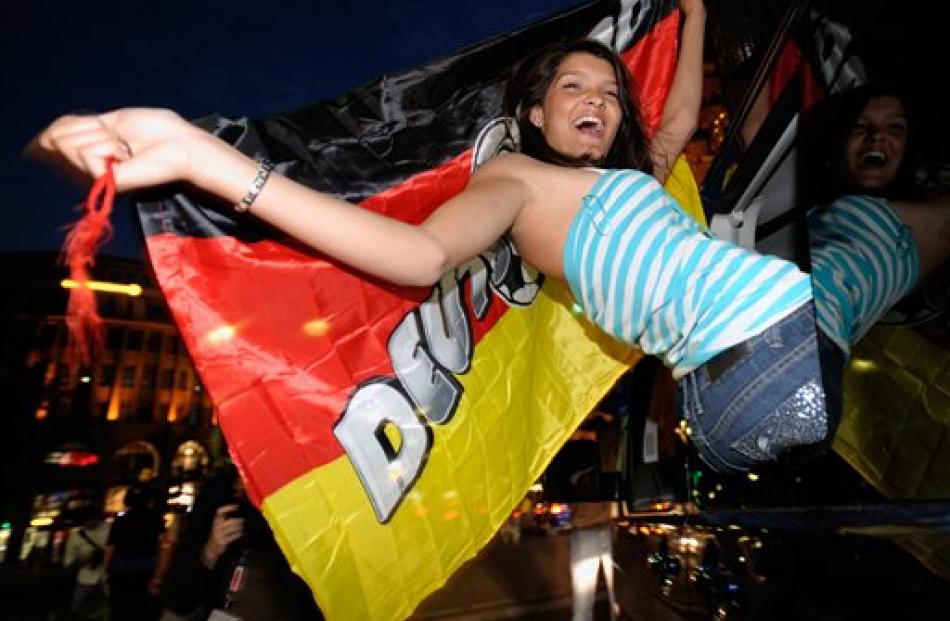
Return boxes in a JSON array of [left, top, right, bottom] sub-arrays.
[[860, 150, 887, 168], [573, 115, 605, 136]]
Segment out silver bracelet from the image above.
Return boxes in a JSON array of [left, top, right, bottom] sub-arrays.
[[234, 158, 275, 213]]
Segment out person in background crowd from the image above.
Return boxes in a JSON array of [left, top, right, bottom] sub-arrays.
[[567, 408, 621, 621], [161, 464, 324, 621], [63, 508, 111, 620], [105, 480, 166, 621]]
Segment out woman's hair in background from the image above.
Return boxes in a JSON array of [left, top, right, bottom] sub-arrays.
[[504, 38, 653, 174], [807, 83, 942, 203]]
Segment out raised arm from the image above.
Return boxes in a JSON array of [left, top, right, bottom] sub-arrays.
[[28, 108, 526, 287], [650, 0, 705, 183]]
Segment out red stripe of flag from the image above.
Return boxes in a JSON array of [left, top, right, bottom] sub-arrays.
[[148, 10, 681, 505]]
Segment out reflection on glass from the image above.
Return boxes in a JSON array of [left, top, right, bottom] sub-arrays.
[[709, 5, 950, 499], [807, 87, 949, 360], [678, 0, 950, 540]]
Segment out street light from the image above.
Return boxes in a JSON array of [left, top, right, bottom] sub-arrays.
[[60, 278, 143, 297]]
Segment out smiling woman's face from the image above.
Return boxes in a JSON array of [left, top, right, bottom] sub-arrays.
[[529, 52, 623, 163], [843, 95, 908, 192]]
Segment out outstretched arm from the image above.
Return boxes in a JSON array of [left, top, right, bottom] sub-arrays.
[[28, 109, 526, 287], [651, 0, 705, 183]]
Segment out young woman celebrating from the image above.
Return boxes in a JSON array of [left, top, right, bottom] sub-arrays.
[[29, 0, 834, 475]]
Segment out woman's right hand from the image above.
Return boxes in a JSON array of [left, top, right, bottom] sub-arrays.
[[26, 108, 214, 191]]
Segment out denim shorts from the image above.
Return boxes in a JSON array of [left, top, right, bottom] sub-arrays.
[[679, 301, 843, 474]]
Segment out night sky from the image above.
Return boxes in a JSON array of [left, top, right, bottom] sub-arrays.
[[3, 0, 581, 259]]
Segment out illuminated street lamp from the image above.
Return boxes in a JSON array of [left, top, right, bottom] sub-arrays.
[[60, 278, 143, 297]]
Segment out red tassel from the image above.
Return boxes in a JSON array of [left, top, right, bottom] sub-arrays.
[[63, 158, 117, 365]]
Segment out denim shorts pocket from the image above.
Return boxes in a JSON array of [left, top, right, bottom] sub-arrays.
[[702, 340, 754, 385], [730, 378, 828, 464], [681, 371, 751, 473]]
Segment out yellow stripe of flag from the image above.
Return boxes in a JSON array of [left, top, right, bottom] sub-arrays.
[[262, 156, 702, 621]]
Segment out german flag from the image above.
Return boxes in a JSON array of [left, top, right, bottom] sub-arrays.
[[136, 1, 698, 619]]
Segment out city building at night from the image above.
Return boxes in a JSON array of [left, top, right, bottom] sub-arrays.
[[0, 251, 223, 564]]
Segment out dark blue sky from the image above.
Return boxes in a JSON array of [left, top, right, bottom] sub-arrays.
[[3, 0, 581, 259]]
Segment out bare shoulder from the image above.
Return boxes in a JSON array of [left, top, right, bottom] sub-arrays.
[[470, 152, 543, 183], [471, 153, 594, 197]]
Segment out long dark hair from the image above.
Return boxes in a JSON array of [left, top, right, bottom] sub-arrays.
[[504, 38, 653, 173], [809, 84, 927, 203]]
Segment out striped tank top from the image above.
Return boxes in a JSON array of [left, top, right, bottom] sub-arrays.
[[808, 195, 920, 356], [563, 169, 812, 378]]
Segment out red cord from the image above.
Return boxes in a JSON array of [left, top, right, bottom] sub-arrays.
[[63, 157, 117, 364]]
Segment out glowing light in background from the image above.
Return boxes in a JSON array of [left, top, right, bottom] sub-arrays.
[[106, 395, 120, 421], [44, 451, 100, 467], [677, 536, 700, 553], [206, 325, 236, 345], [676, 419, 693, 440], [849, 358, 876, 373], [60, 278, 142, 297], [303, 318, 331, 337]]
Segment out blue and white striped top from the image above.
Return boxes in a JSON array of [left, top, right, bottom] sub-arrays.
[[809, 195, 920, 356], [563, 169, 812, 378]]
